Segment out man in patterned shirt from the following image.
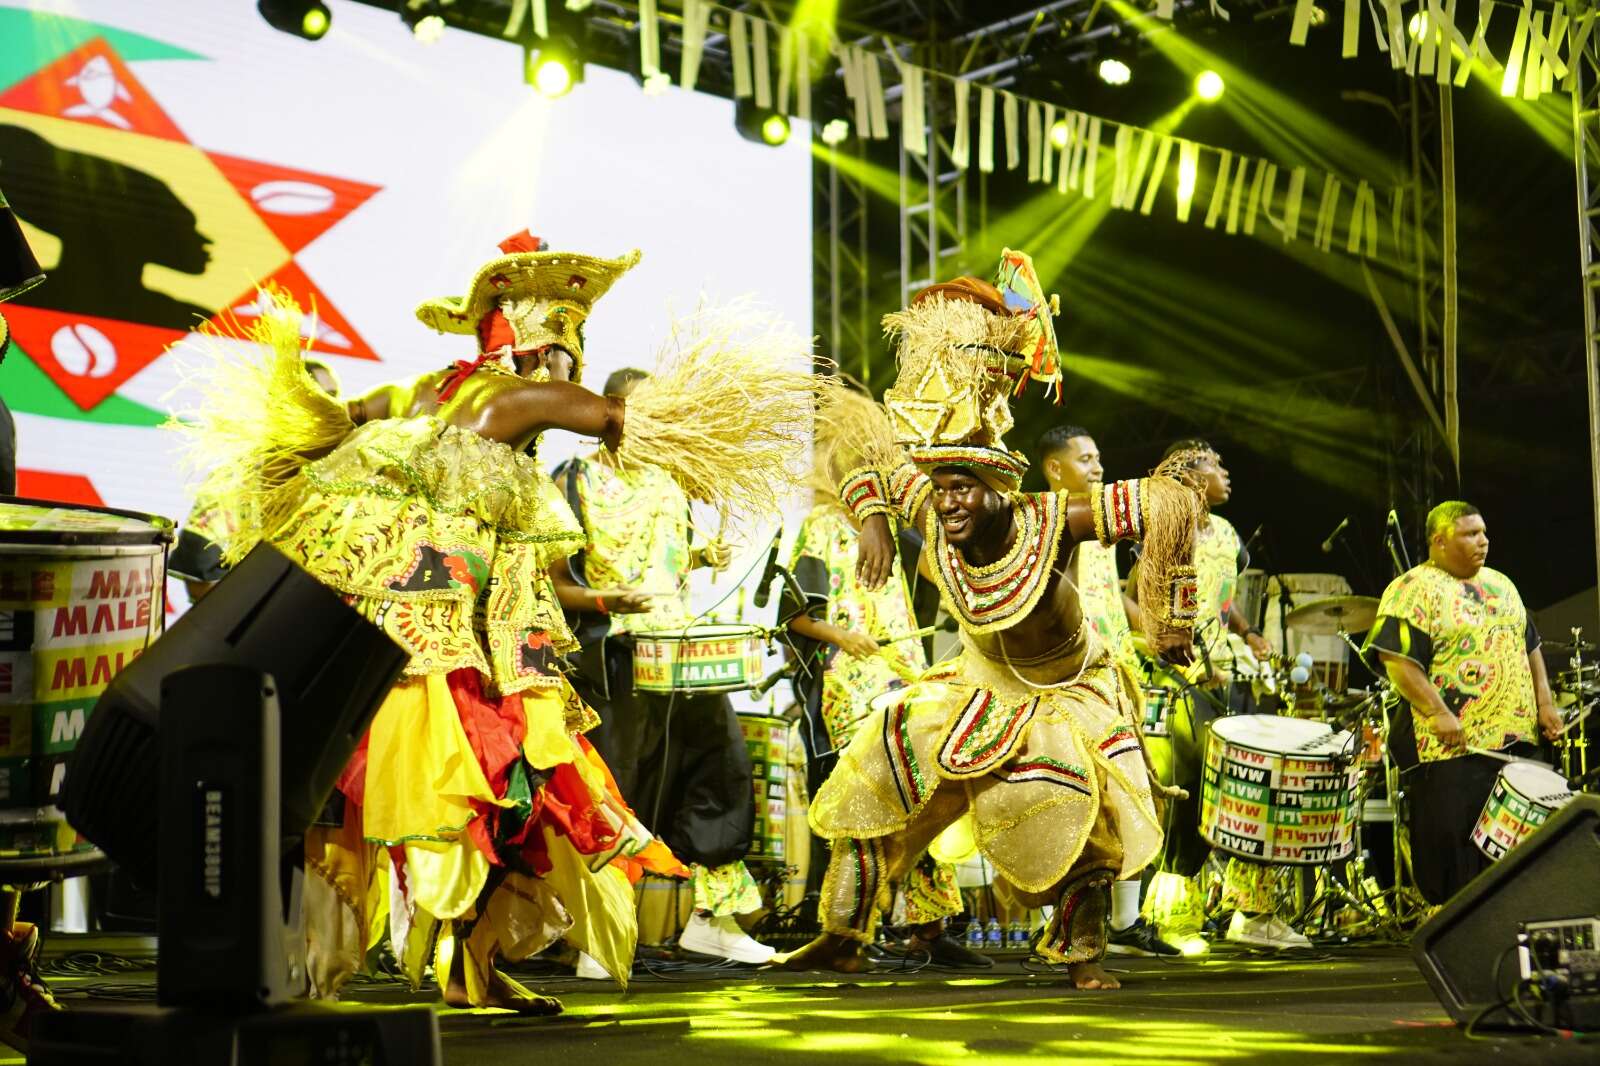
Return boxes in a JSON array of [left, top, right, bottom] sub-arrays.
[[552, 368, 775, 965], [1038, 425, 1176, 959], [1365, 501, 1561, 902]]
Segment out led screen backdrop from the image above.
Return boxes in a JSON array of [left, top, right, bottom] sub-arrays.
[[0, 0, 814, 633]]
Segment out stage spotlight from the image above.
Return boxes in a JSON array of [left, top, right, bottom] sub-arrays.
[[1194, 69, 1225, 102], [762, 113, 791, 145], [525, 35, 584, 98], [400, 2, 447, 46], [1098, 58, 1132, 86], [820, 117, 851, 146], [735, 99, 791, 146], [1050, 118, 1070, 149], [257, 0, 330, 41]]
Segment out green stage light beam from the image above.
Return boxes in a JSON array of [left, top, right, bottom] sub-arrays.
[[1107, 0, 1393, 182]]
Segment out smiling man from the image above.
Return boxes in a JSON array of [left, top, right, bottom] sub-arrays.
[[781, 254, 1207, 990], [1364, 501, 1561, 902]]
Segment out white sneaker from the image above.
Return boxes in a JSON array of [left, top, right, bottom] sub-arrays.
[[678, 913, 777, 964], [1225, 911, 1312, 950], [575, 952, 609, 980]]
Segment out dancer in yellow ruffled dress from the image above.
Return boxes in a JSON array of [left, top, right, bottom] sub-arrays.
[[174, 232, 817, 1013]]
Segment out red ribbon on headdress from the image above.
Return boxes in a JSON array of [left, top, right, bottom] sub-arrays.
[[435, 230, 550, 401]]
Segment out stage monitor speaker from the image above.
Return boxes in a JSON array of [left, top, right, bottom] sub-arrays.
[[1412, 793, 1600, 1029]]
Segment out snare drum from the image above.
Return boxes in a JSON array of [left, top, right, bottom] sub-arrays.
[[1200, 714, 1360, 865], [739, 713, 788, 865], [633, 624, 766, 694], [0, 498, 172, 875], [1471, 761, 1573, 861]]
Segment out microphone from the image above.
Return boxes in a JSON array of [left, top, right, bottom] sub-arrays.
[[751, 531, 783, 609], [751, 660, 798, 697], [1320, 516, 1351, 554]]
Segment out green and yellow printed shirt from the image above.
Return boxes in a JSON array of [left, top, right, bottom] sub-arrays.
[[790, 504, 926, 749], [1365, 563, 1539, 763], [569, 456, 694, 634], [1075, 539, 1137, 670], [1194, 513, 1242, 664]]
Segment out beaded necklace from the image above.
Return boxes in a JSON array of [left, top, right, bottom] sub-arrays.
[[927, 491, 1067, 634]]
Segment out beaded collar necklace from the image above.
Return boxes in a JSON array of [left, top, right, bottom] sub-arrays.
[[927, 492, 1066, 634]]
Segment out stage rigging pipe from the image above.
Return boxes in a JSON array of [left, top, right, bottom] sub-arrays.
[[1572, 42, 1600, 632]]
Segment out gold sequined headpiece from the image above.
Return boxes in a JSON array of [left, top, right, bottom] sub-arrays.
[[881, 249, 1060, 491], [414, 230, 640, 382]]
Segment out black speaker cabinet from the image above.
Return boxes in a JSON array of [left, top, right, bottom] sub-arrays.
[[1412, 794, 1600, 1028]]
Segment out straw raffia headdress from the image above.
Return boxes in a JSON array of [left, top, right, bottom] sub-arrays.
[[882, 248, 1061, 491]]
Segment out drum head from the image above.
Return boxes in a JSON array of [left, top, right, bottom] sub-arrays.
[[1211, 713, 1334, 753], [0, 497, 173, 546], [1500, 761, 1572, 806], [636, 623, 763, 641]]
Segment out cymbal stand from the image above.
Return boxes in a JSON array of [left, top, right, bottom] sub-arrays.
[[1561, 627, 1592, 787], [1295, 632, 1430, 937]]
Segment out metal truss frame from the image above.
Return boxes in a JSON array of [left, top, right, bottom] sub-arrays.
[[1570, 29, 1600, 628]]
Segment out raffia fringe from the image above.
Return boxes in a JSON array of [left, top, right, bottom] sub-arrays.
[[1135, 450, 1210, 642], [612, 301, 823, 527], [164, 286, 354, 564]]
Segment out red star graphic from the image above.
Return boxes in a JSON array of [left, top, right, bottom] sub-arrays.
[[0, 37, 382, 411]]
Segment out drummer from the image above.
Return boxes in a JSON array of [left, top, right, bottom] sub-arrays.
[[1139, 440, 1307, 951], [550, 367, 775, 966], [1037, 425, 1178, 959], [1364, 500, 1562, 903]]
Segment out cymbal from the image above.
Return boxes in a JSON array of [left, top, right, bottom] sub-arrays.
[[1284, 595, 1380, 635], [1545, 638, 1598, 655]]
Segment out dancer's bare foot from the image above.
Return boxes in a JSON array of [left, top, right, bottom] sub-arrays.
[[1067, 960, 1120, 990], [443, 951, 563, 1014], [775, 933, 870, 974]]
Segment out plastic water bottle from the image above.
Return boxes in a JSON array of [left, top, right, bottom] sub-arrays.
[[1007, 919, 1028, 948], [984, 917, 1003, 951], [965, 919, 985, 951]]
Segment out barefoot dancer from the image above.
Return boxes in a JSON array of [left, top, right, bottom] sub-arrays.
[[174, 233, 816, 1012], [783, 253, 1205, 990]]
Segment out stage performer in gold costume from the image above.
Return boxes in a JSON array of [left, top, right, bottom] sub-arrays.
[[172, 232, 817, 1014], [782, 251, 1205, 990]]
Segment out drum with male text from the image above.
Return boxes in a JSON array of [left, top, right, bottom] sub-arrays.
[[0, 498, 172, 876]]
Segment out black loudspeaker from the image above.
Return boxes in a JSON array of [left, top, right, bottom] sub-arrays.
[[1412, 794, 1600, 1028], [157, 664, 293, 1010], [63, 543, 406, 890]]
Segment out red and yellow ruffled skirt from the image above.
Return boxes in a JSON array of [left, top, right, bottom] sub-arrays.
[[305, 668, 685, 1001]]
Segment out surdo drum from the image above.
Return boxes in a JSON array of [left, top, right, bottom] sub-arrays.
[[1200, 714, 1360, 865]]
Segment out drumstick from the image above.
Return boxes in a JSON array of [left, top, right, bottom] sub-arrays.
[[1557, 701, 1596, 736], [876, 623, 942, 646], [1466, 746, 1542, 765]]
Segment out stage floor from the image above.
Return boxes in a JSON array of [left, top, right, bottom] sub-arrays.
[[23, 938, 1600, 1064]]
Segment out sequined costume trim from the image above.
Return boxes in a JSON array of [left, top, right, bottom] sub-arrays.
[[925, 491, 1066, 634]]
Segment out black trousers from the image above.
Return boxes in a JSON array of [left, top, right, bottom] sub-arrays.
[[572, 641, 755, 870], [1153, 681, 1250, 877], [1402, 739, 1544, 905]]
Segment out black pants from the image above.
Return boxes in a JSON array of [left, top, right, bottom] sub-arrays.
[[1152, 684, 1223, 877], [1402, 739, 1544, 905], [572, 641, 755, 870]]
